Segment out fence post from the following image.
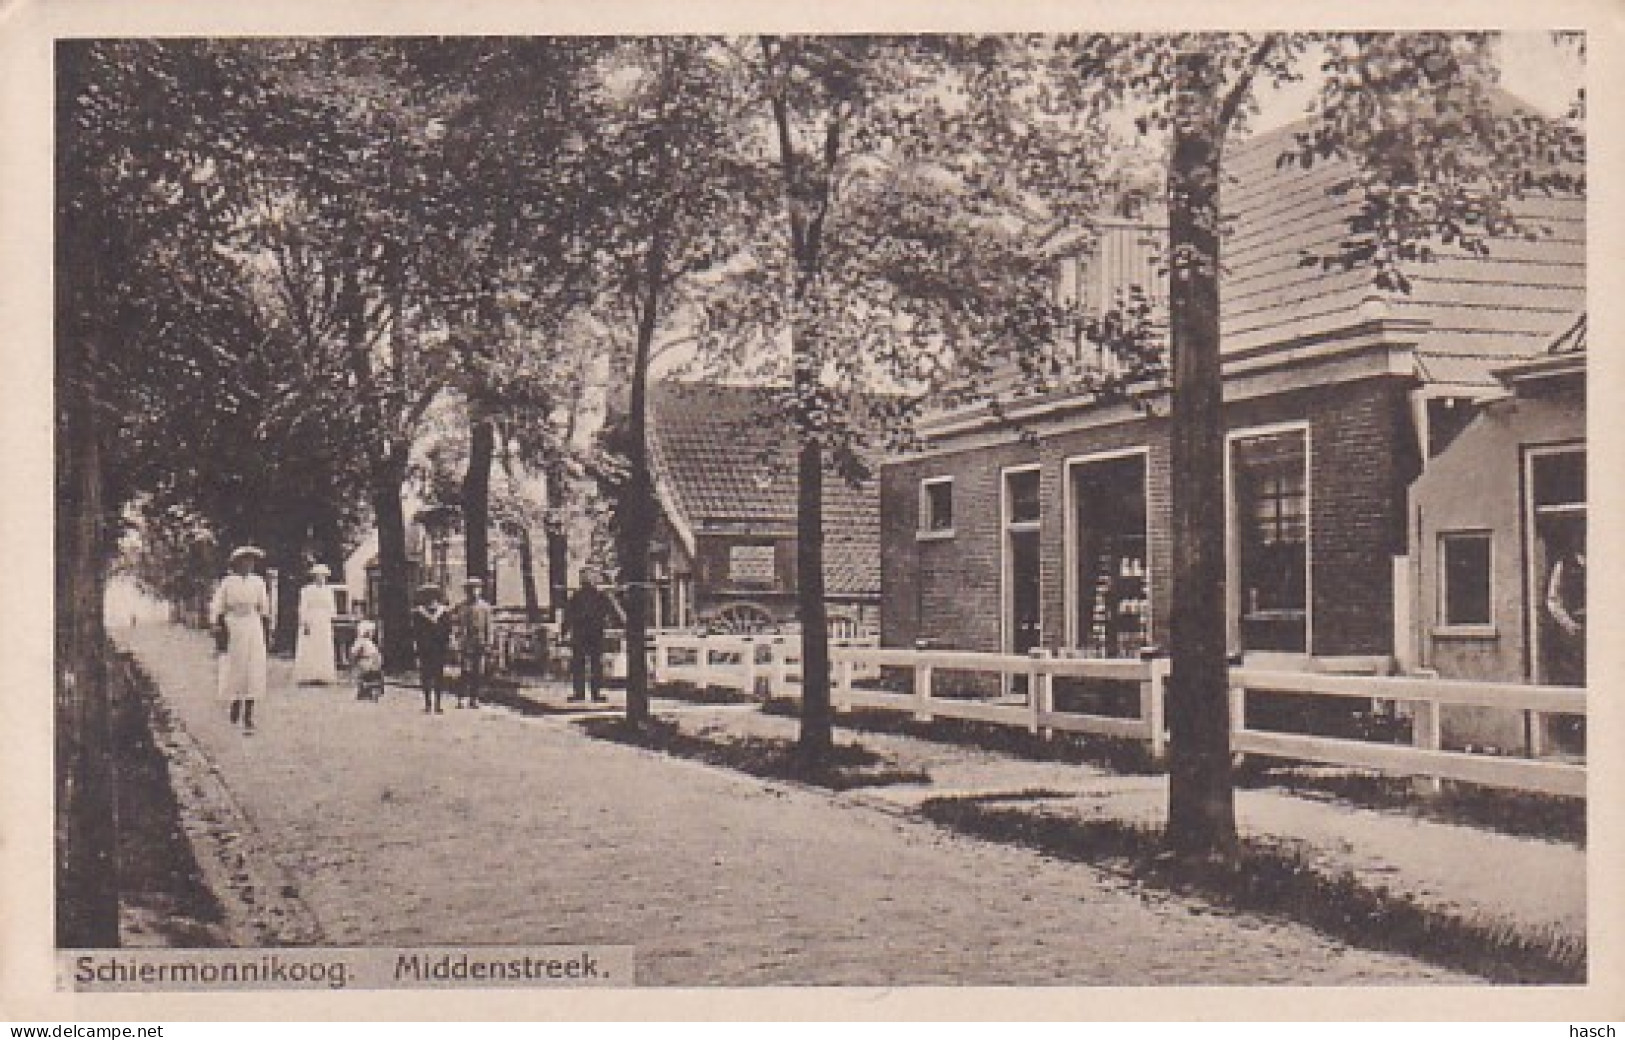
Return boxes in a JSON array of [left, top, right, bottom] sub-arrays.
[[770, 637, 789, 700], [697, 636, 715, 691], [740, 636, 757, 698], [1412, 698, 1443, 797], [1141, 652, 1168, 763], [1028, 648, 1049, 735], [1527, 709, 1548, 759], [915, 663, 934, 723], [1228, 674, 1247, 765], [835, 649, 854, 712]]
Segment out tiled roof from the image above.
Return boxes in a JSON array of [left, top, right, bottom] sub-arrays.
[[958, 114, 1583, 410], [649, 381, 881, 598], [1222, 122, 1584, 366]]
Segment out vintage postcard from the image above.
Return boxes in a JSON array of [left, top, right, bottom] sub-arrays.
[[3, 0, 1621, 1022]]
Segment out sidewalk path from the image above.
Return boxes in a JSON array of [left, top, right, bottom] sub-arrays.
[[617, 702, 1586, 947], [117, 623, 1472, 985]]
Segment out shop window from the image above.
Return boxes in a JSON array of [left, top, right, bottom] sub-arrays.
[[1071, 453, 1149, 658], [1439, 532, 1493, 628], [1232, 429, 1308, 653], [921, 478, 954, 534]]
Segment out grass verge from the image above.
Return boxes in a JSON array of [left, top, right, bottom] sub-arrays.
[[762, 696, 1161, 775], [1234, 765, 1585, 847], [110, 650, 231, 946], [651, 681, 762, 706], [920, 793, 1585, 984], [576, 716, 931, 791]]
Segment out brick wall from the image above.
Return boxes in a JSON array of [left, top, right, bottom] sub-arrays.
[[880, 441, 1038, 651], [881, 375, 1417, 661], [1225, 378, 1415, 657]]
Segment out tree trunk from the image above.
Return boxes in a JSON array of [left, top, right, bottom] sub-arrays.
[[372, 455, 415, 672], [55, 54, 121, 941], [620, 244, 664, 728], [514, 522, 542, 622], [545, 465, 571, 614], [267, 517, 303, 655], [795, 431, 834, 760], [1163, 56, 1237, 855], [55, 334, 120, 948], [463, 415, 495, 584], [313, 499, 347, 597]]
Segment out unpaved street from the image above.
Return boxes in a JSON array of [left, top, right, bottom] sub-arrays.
[[118, 623, 1475, 986]]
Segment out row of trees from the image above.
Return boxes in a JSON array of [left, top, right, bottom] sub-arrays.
[[57, 33, 1582, 943]]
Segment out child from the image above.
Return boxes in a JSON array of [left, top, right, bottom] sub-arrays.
[[350, 621, 385, 701]]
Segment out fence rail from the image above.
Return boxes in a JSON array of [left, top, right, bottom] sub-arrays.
[[648, 632, 1585, 798]]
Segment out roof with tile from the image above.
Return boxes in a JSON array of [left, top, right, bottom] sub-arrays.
[[1223, 120, 1584, 385], [649, 381, 881, 598], [965, 110, 1584, 405]]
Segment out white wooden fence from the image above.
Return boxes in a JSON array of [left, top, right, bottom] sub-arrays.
[[650, 632, 1586, 798]]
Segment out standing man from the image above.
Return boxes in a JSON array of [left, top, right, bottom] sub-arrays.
[[453, 576, 494, 709], [562, 569, 624, 703]]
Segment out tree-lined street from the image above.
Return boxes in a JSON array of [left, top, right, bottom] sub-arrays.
[[52, 34, 1586, 970]]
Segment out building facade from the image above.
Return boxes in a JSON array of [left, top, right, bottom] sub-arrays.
[[880, 122, 1584, 690], [649, 381, 881, 634]]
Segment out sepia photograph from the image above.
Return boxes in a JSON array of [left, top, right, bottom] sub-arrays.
[[7, 1, 1620, 1020]]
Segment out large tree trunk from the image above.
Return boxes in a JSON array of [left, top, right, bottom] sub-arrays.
[[462, 415, 495, 585], [620, 245, 664, 728], [55, 55, 121, 941], [1163, 55, 1237, 855], [372, 454, 415, 672], [55, 333, 120, 948], [795, 432, 833, 760]]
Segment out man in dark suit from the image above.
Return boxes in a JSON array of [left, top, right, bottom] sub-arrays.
[[562, 570, 623, 703]]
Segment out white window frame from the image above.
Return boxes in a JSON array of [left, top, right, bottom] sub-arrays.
[[1224, 420, 1313, 657], [1435, 528, 1496, 637], [1062, 446, 1152, 652], [917, 476, 955, 540], [1000, 463, 1044, 656]]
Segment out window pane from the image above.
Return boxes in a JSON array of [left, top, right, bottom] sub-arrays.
[[1233, 430, 1308, 652], [924, 480, 953, 531], [1007, 470, 1040, 525], [1532, 450, 1585, 509], [1442, 533, 1492, 626]]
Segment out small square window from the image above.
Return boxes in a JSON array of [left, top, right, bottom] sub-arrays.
[[1441, 532, 1492, 627], [922, 479, 954, 533]]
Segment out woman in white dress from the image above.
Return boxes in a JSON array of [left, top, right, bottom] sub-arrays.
[[211, 545, 271, 733], [294, 563, 339, 685]]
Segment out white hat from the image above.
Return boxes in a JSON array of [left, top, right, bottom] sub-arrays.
[[229, 545, 265, 564], [310, 563, 332, 577]]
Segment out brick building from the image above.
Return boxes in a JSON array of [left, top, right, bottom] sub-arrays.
[[649, 381, 881, 633], [880, 123, 1584, 677]]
